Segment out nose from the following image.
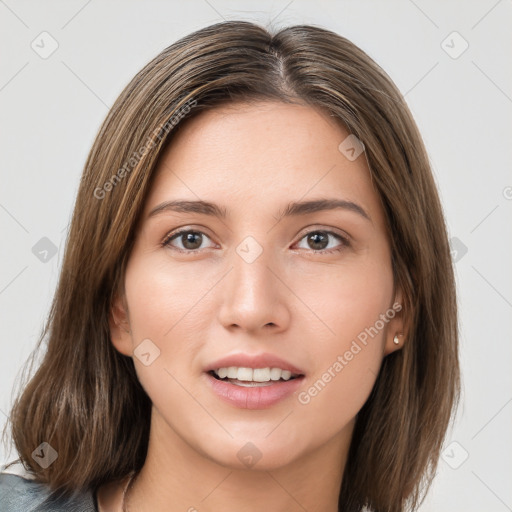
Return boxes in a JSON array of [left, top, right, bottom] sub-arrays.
[[216, 247, 290, 333]]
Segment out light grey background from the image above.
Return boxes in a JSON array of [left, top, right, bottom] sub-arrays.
[[1, 1, 511, 510]]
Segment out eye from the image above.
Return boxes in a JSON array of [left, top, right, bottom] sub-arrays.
[[162, 228, 350, 255], [162, 229, 216, 253], [293, 230, 350, 254]]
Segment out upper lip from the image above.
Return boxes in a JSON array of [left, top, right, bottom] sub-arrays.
[[204, 353, 305, 375]]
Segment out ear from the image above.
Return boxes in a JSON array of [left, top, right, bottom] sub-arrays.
[[109, 292, 133, 357], [383, 287, 406, 356]]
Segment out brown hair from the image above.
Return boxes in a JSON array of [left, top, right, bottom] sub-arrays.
[[3, 20, 459, 511]]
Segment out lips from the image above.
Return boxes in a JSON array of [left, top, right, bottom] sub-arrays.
[[203, 353, 306, 409], [204, 371, 305, 409], [204, 352, 305, 376]]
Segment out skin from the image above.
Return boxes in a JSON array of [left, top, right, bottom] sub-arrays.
[[98, 100, 404, 512]]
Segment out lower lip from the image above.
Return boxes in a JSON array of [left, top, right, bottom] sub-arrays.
[[204, 372, 305, 410]]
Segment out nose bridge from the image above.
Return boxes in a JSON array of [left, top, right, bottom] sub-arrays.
[[217, 237, 287, 331]]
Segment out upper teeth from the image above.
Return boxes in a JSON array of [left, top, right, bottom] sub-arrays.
[[213, 367, 299, 382]]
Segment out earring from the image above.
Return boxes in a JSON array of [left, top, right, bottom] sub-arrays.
[[393, 333, 402, 345]]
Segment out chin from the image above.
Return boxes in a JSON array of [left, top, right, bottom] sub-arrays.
[[203, 437, 302, 471]]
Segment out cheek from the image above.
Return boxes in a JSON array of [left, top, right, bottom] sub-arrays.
[[294, 252, 394, 346], [292, 257, 393, 418], [124, 255, 212, 339], [122, 255, 217, 390]]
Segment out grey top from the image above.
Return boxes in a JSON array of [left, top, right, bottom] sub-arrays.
[[0, 472, 98, 512]]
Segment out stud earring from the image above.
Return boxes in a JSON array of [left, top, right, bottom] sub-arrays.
[[393, 333, 402, 345]]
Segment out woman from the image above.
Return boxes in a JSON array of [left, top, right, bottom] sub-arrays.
[[0, 20, 459, 512]]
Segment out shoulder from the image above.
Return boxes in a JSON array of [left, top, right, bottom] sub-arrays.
[[0, 462, 98, 512]]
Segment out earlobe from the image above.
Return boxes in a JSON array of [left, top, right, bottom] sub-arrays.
[[384, 331, 405, 356], [109, 294, 133, 357], [391, 331, 404, 348], [384, 288, 406, 355]]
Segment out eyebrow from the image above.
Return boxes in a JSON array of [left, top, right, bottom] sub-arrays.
[[148, 198, 372, 223]]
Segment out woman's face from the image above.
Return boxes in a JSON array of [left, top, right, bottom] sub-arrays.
[[110, 100, 403, 470]]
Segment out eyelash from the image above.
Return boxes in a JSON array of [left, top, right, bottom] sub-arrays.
[[161, 228, 350, 255]]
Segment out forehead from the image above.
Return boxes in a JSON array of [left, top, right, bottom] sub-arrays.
[[143, 101, 386, 230]]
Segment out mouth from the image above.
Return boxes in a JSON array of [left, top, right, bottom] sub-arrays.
[[203, 354, 306, 408], [204, 367, 305, 409], [207, 369, 304, 387]]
